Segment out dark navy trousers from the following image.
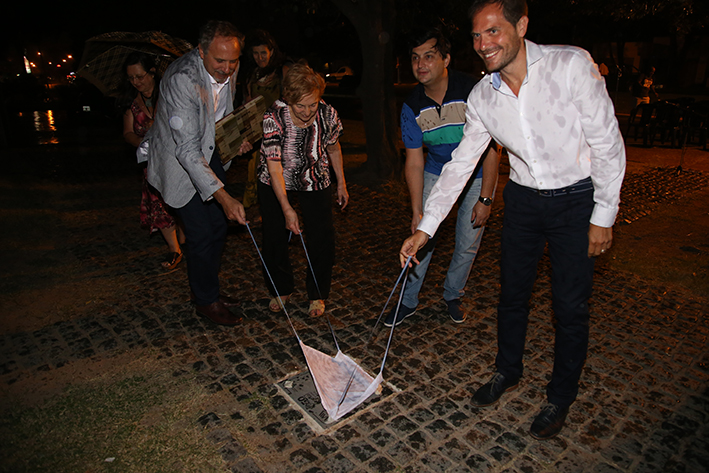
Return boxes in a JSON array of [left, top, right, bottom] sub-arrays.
[[174, 153, 228, 306], [496, 179, 596, 408]]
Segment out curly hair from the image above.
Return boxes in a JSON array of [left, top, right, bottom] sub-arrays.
[[282, 64, 325, 105]]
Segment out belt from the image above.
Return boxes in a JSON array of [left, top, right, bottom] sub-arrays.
[[535, 177, 593, 197]]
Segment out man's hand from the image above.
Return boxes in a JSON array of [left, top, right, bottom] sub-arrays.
[[588, 223, 612, 257], [213, 188, 247, 225], [399, 230, 429, 268], [471, 201, 492, 228]]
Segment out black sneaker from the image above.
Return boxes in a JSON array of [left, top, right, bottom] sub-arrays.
[[471, 372, 519, 407], [384, 304, 416, 327], [446, 299, 466, 323], [530, 403, 569, 440]]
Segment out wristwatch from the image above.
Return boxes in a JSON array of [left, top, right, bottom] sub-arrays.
[[478, 196, 493, 206]]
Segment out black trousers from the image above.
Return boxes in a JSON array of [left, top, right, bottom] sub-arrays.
[[174, 153, 228, 306], [497, 179, 596, 408], [258, 182, 334, 300]]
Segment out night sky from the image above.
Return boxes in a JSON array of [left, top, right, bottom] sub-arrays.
[[1, 0, 356, 77]]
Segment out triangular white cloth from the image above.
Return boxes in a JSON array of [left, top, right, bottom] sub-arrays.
[[299, 340, 383, 421]]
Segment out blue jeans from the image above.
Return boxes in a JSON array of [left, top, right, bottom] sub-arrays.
[[496, 179, 595, 408], [402, 171, 485, 308]]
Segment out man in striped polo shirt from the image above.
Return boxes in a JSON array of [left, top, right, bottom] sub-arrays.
[[386, 28, 499, 327]]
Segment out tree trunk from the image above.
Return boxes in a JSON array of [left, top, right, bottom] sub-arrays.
[[330, 0, 400, 181]]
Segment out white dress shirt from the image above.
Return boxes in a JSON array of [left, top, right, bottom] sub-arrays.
[[209, 74, 230, 122], [418, 40, 626, 238]]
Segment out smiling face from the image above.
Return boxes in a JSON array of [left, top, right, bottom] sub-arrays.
[[471, 2, 527, 74], [411, 38, 450, 88], [199, 35, 241, 83], [252, 45, 273, 69], [290, 92, 320, 126], [126, 63, 155, 95]]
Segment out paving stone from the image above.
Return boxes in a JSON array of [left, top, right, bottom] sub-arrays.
[[424, 418, 455, 441], [437, 437, 470, 463], [370, 428, 396, 448], [465, 453, 493, 471], [419, 450, 454, 473], [386, 440, 417, 465], [347, 440, 377, 462], [311, 437, 339, 456], [289, 448, 318, 469], [388, 415, 419, 435], [319, 453, 355, 473], [368, 456, 397, 472]]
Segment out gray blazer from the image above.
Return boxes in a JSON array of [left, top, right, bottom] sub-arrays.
[[145, 48, 237, 209]]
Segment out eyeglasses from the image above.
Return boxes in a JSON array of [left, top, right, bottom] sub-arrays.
[[128, 73, 148, 82]]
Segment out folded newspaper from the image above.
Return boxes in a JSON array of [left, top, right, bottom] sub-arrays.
[[215, 96, 268, 164]]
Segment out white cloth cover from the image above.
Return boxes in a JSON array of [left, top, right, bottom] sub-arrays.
[[299, 340, 383, 421]]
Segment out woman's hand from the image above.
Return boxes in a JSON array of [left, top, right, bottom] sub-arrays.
[[336, 184, 349, 210], [237, 141, 253, 156], [284, 207, 301, 234]]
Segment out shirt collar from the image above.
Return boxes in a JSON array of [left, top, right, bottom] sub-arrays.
[[490, 39, 541, 91], [207, 72, 230, 92]]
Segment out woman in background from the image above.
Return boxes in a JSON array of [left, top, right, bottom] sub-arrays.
[[120, 52, 183, 269], [242, 29, 284, 209]]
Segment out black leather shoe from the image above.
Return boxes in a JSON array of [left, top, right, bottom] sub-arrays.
[[530, 404, 569, 440], [471, 372, 519, 407], [196, 301, 241, 326]]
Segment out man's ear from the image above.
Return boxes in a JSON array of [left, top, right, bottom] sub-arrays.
[[444, 53, 451, 68], [198, 45, 205, 60], [516, 15, 529, 38]]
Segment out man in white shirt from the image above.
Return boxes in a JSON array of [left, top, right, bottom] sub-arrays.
[[399, 0, 625, 440], [147, 21, 251, 326]]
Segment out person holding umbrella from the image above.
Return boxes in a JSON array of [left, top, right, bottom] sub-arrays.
[[120, 51, 184, 270]]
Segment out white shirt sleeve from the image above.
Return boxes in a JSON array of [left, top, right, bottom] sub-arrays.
[[418, 97, 492, 237], [569, 50, 626, 227]]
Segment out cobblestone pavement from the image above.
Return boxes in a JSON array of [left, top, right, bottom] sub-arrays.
[[1, 150, 708, 472]]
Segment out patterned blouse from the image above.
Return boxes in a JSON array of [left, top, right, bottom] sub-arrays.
[[130, 97, 153, 138], [258, 99, 343, 192]]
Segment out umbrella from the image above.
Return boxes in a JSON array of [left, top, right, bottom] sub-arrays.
[[76, 31, 194, 97]]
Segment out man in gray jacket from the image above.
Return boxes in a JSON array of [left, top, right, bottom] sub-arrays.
[[146, 21, 250, 325]]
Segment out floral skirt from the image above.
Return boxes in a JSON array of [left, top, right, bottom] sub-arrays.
[[139, 168, 175, 233]]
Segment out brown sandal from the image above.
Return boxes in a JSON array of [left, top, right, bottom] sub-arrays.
[[269, 295, 290, 312], [308, 300, 325, 317], [162, 251, 183, 270]]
